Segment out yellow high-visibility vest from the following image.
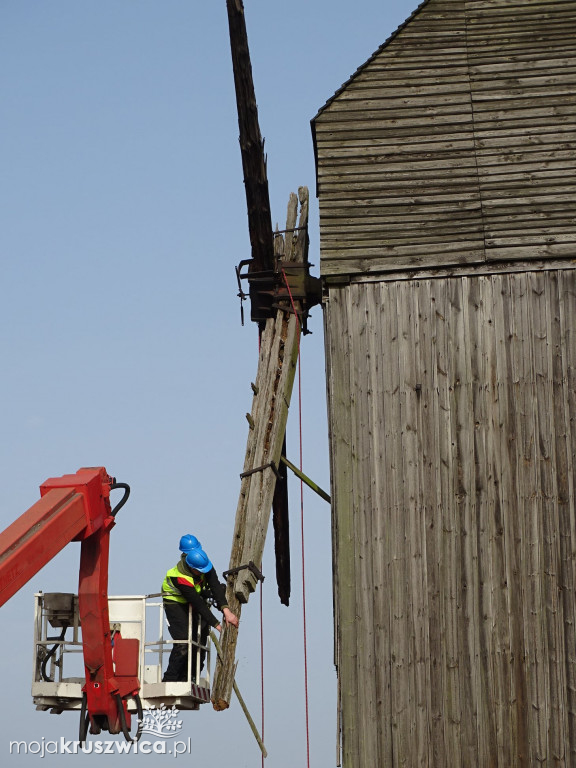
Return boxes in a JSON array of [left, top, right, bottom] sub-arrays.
[[162, 565, 204, 603]]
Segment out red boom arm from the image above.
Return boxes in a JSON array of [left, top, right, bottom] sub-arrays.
[[0, 467, 140, 740]]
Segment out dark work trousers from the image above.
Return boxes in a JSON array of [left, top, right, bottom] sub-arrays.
[[162, 602, 209, 682]]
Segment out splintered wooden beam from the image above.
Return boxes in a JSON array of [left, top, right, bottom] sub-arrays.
[[226, 0, 274, 277], [211, 188, 309, 711]]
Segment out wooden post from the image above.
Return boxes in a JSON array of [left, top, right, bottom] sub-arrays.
[[211, 188, 309, 711]]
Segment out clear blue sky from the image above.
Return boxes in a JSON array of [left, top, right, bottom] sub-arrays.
[[0, 1, 417, 764]]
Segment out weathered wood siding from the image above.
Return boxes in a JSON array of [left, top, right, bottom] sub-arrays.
[[325, 268, 576, 766], [313, 0, 576, 277]]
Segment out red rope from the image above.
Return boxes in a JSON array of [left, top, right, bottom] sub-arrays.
[[281, 270, 311, 768], [260, 579, 265, 768], [257, 328, 265, 768]]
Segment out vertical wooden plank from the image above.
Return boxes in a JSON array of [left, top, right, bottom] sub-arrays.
[[388, 280, 413, 765], [367, 283, 391, 767], [397, 280, 417, 762], [493, 272, 531, 765], [448, 277, 479, 764], [434, 278, 463, 765], [556, 270, 576, 763], [378, 280, 402, 766], [426, 277, 448, 764], [403, 279, 432, 765], [529, 270, 567, 764], [349, 282, 380, 767], [396, 280, 415, 762], [481, 274, 513, 767], [465, 275, 498, 765], [509, 273, 537, 763], [330, 290, 358, 765], [327, 285, 360, 766], [322, 285, 343, 766], [510, 272, 549, 763], [415, 279, 436, 767]]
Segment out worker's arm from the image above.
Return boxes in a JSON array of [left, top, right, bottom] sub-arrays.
[[222, 607, 239, 628], [205, 569, 239, 627], [174, 579, 220, 628], [204, 568, 228, 608]]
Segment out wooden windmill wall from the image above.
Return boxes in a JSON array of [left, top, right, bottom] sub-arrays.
[[312, 0, 576, 765]]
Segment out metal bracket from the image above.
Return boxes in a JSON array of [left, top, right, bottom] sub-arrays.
[[223, 561, 265, 583], [239, 462, 282, 480], [235, 263, 249, 326], [235, 250, 321, 333]]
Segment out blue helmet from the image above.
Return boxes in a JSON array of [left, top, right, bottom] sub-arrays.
[[185, 548, 213, 573], [179, 534, 201, 553]]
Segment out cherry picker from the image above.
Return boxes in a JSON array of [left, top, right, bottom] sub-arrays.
[[0, 467, 211, 743]]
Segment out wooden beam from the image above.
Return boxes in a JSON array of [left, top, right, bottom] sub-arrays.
[[271, 225, 292, 607], [211, 188, 309, 711], [273, 437, 291, 606], [226, 0, 274, 277], [280, 455, 332, 504]]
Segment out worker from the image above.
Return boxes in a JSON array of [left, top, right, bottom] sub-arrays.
[[161, 541, 239, 683]]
